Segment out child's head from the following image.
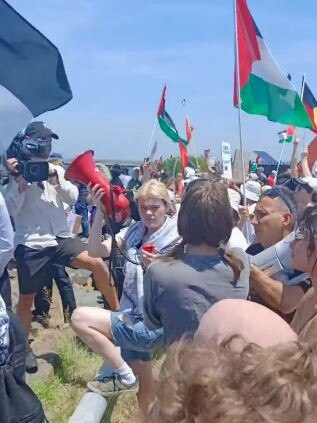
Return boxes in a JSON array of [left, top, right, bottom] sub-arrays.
[[149, 338, 317, 423]]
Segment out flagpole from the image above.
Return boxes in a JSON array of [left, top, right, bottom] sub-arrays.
[[233, 0, 247, 202], [172, 157, 179, 177], [300, 74, 306, 100], [147, 117, 158, 156], [300, 74, 307, 147], [233, 0, 250, 243], [275, 141, 286, 183]]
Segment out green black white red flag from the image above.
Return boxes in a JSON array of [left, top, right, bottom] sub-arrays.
[[278, 126, 295, 143], [157, 85, 188, 145], [234, 0, 312, 129], [157, 85, 189, 170]]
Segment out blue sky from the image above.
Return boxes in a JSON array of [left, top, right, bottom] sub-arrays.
[[9, 0, 317, 161]]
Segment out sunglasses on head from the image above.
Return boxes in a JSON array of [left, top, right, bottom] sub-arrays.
[[263, 188, 294, 213], [297, 183, 313, 194]]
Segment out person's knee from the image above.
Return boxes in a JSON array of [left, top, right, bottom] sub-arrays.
[[71, 307, 90, 332], [91, 257, 108, 273], [71, 252, 105, 272], [82, 256, 108, 274]]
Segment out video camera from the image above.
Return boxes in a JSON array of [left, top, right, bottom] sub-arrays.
[[5, 132, 49, 183]]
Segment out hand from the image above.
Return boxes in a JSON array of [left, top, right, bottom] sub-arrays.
[[140, 249, 159, 268], [238, 206, 250, 222], [6, 159, 28, 192], [6, 158, 19, 173], [250, 265, 275, 282], [143, 162, 152, 175], [48, 164, 59, 187], [88, 183, 107, 214], [301, 147, 308, 160]]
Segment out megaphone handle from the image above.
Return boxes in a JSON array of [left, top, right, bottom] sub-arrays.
[[108, 184, 115, 220]]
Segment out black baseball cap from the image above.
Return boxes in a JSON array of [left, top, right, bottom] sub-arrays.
[[24, 121, 59, 139], [111, 164, 122, 172]]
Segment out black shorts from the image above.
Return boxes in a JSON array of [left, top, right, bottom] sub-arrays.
[[14, 237, 87, 295]]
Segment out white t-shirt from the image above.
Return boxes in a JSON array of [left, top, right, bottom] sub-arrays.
[[226, 227, 248, 251]]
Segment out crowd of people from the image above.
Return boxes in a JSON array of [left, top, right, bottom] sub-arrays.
[[0, 121, 317, 422]]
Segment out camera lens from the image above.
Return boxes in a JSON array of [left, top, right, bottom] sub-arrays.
[[29, 164, 40, 176], [24, 161, 49, 182]]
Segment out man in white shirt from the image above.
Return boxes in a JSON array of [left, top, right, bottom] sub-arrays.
[[4, 122, 120, 373]]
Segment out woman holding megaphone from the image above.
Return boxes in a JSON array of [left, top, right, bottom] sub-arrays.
[[71, 179, 180, 414]]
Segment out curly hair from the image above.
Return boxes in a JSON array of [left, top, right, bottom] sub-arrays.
[[148, 338, 317, 423]]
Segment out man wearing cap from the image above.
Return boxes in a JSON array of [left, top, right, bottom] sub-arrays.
[[25, 120, 59, 140], [247, 187, 311, 320], [4, 122, 120, 373]]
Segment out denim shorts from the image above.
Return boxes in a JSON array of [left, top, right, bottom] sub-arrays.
[[110, 312, 163, 362]]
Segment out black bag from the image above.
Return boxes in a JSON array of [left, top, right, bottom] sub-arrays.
[[0, 312, 46, 423]]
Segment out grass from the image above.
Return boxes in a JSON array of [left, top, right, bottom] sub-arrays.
[[29, 329, 162, 422], [29, 330, 104, 423]]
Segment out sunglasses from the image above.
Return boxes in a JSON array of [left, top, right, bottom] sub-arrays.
[[263, 188, 294, 214]]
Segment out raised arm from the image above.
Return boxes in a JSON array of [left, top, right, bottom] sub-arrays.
[[51, 164, 79, 205], [87, 184, 124, 258], [301, 147, 312, 178], [290, 138, 300, 178]]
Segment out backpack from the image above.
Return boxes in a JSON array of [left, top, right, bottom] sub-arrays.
[[0, 312, 47, 423]]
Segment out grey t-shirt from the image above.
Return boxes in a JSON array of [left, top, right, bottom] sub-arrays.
[[143, 248, 250, 346]]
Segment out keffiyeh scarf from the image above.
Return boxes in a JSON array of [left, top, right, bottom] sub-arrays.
[[120, 216, 180, 318]]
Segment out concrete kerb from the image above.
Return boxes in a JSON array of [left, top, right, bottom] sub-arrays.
[[68, 360, 116, 422]]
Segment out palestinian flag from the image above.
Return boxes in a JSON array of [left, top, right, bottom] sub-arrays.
[[0, 0, 72, 154], [278, 126, 295, 143], [157, 85, 188, 145], [302, 82, 317, 133], [234, 0, 312, 129]]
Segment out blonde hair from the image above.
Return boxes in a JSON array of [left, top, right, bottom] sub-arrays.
[[95, 162, 111, 180], [49, 158, 63, 167], [148, 338, 317, 423], [136, 179, 170, 205]]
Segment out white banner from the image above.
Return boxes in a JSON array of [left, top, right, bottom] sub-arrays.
[[221, 141, 232, 179]]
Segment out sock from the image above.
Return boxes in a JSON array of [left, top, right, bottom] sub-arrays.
[[115, 362, 136, 385]]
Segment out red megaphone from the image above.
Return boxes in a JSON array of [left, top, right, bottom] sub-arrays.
[[65, 150, 130, 217]]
